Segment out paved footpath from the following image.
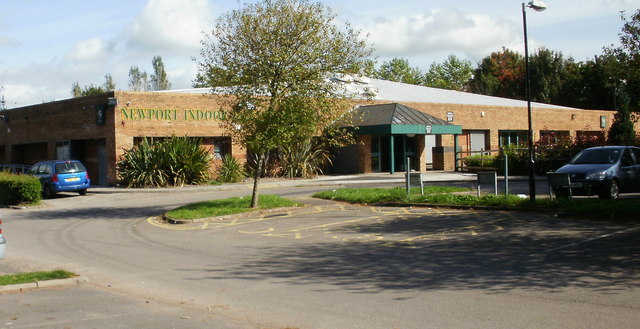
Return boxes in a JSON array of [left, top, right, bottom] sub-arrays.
[[1, 285, 244, 329]]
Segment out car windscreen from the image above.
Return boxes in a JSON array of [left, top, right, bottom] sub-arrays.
[[569, 149, 621, 165], [55, 162, 86, 174]]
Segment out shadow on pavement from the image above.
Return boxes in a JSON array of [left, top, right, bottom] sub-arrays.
[[185, 212, 640, 294]]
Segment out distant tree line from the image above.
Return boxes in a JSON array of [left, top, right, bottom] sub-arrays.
[[360, 10, 639, 144], [364, 10, 640, 116], [71, 55, 171, 97]]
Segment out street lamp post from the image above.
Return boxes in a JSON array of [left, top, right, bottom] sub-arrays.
[[522, 0, 546, 201]]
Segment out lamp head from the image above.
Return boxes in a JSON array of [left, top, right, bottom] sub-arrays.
[[527, 0, 547, 12]]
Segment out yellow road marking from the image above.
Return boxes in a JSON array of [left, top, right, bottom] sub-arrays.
[[149, 204, 520, 246], [383, 216, 511, 247], [238, 228, 275, 234]]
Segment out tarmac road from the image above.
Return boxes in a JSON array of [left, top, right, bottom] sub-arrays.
[[1, 175, 639, 328]]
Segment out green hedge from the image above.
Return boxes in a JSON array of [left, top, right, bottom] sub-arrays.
[[462, 154, 499, 168], [0, 172, 41, 205]]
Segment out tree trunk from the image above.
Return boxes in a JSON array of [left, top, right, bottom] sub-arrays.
[[250, 153, 265, 208]]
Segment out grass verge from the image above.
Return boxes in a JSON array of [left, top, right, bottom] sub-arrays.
[[165, 194, 303, 220], [313, 187, 640, 220], [0, 270, 77, 286]]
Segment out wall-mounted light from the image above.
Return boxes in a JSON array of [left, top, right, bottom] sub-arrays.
[[446, 112, 454, 122], [481, 111, 485, 117], [126, 101, 131, 106], [107, 97, 118, 106], [406, 134, 416, 138], [571, 114, 576, 120]]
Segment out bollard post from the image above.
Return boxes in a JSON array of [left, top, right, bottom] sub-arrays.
[[0, 219, 5, 259], [405, 157, 411, 196], [504, 152, 509, 196]]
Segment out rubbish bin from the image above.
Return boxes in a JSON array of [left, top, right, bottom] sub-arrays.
[[0, 219, 5, 259]]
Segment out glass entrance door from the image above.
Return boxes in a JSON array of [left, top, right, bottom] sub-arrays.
[[371, 135, 418, 172]]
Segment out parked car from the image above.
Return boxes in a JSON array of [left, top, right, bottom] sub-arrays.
[[554, 146, 640, 199], [27, 160, 90, 198]]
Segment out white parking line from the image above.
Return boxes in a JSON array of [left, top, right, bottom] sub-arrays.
[[543, 226, 640, 253]]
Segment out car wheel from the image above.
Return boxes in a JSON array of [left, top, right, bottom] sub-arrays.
[[599, 180, 619, 200], [43, 185, 53, 199], [79, 189, 87, 196]]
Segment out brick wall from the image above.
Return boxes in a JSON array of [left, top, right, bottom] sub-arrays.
[[357, 135, 371, 173], [1, 91, 635, 184]]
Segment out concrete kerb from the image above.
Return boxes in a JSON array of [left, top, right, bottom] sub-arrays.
[[0, 276, 89, 294], [162, 206, 303, 225]]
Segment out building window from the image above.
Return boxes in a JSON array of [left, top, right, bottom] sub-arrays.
[[539, 131, 570, 146], [213, 143, 224, 159], [499, 131, 528, 147], [205, 137, 231, 160]]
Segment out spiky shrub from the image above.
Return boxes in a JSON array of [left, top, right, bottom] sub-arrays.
[[216, 154, 246, 183], [117, 136, 211, 187], [277, 140, 332, 179], [158, 137, 212, 186]]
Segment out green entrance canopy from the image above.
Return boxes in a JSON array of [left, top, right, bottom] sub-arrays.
[[350, 103, 462, 135]]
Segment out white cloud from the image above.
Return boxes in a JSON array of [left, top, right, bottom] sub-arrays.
[[123, 0, 214, 55], [1, 54, 116, 107], [364, 9, 522, 63], [0, 35, 19, 47], [68, 38, 107, 62]]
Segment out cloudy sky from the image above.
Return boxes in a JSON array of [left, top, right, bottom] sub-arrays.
[[0, 0, 637, 108]]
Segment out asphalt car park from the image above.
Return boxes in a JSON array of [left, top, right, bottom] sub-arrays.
[[150, 196, 640, 293], [2, 182, 639, 328]]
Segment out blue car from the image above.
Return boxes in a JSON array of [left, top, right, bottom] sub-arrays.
[[27, 160, 91, 198], [554, 146, 640, 199]]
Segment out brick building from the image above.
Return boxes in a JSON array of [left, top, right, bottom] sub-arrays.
[[0, 77, 627, 185], [0, 91, 238, 186]]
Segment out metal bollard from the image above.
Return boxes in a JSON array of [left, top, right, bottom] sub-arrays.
[[0, 219, 5, 259]]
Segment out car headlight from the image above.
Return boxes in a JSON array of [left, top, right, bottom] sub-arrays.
[[586, 171, 607, 180]]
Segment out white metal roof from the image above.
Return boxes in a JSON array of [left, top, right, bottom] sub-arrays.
[[366, 78, 577, 110], [157, 75, 581, 110]]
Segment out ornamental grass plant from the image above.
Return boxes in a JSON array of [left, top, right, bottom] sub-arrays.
[[117, 136, 211, 187]]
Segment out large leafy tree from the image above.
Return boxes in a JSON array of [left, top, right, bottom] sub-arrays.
[[373, 58, 423, 85], [617, 9, 640, 112], [573, 53, 621, 110], [424, 54, 474, 91], [151, 56, 171, 91], [528, 48, 567, 104], [605, 10, 639, 144], [469, 48, 525, 99], [129, 56, 171, 91], [196, 0, 371, 207], [129, 66, 150, 91]]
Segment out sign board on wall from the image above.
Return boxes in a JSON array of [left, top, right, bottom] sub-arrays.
[[120, 108, 226, 121]]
